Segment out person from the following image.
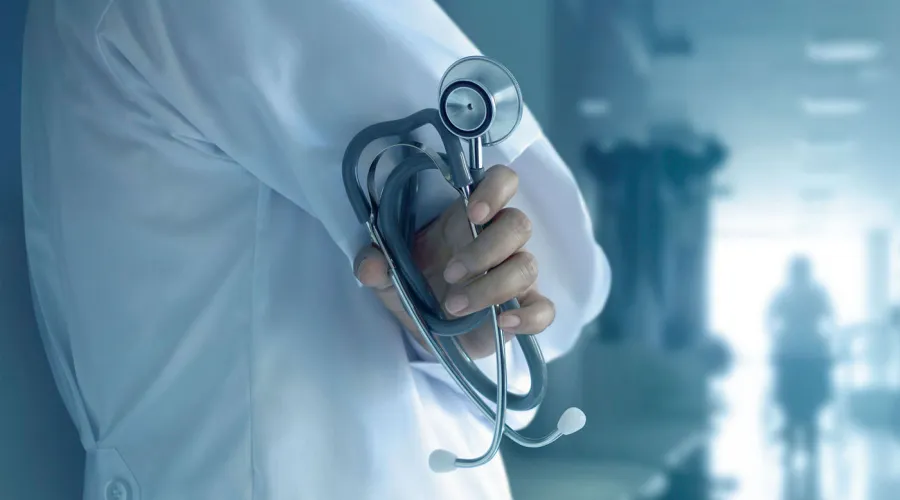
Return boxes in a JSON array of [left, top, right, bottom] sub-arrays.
[[767, 256, 834, 458], [20, 1, 611, 499]]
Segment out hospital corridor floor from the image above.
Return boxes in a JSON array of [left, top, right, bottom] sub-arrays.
[[709, 355, 900, 500]]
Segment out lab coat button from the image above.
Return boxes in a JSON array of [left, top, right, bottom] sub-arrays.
[[105, 479, 131, 500]]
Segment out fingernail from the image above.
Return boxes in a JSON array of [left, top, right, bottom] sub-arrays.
[[469, 202, 490, 224], [499, 315, 521, 329], [354, 256, 368, 277], [445, 295, 469, 315], [443, 261, 468, 284], [354, 258, 372, 282]]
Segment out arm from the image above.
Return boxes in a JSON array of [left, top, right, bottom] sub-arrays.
[[99, 0, 540, 266], [100, 0, 609, 427]]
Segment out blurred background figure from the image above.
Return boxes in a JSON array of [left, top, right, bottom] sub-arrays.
[[767, 256, 834, 461]]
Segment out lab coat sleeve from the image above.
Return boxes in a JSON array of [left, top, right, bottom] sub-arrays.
[[409, 137, 611, 430], [98, 0, 541, 267], [99, 0, 610, 428]]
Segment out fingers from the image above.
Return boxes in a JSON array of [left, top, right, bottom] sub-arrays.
[[498, 288, 556, 335], [443, 208, 532, 284], [467, 165, 518, 224], [444, 251, 538, 317], [354, 245, 392, 290], [460, 286, 556, 359]]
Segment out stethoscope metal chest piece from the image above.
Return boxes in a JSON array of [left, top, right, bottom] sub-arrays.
[[342, 56, 585, 473]]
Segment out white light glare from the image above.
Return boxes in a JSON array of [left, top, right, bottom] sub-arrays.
[[794, 139, 859, 155], [577, 98, 611, 117], [806, 40, 883, 63], [800, 97, 867, 116]]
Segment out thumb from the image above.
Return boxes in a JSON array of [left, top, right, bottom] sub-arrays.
[[353, 245, 392, 289]]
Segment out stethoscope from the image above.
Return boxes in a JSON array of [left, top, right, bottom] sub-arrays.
[[342, 56, 585, 473]]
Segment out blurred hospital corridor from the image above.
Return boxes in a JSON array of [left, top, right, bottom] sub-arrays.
[[501, 231, 900, 500], [707, 354, 900, 500], [704, 235, 900, 500]]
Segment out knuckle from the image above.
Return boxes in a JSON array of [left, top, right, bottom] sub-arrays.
[[534, 300, 556, 332], [497, 165, 519, 187], [503, 208, 532, 239], [545, 298, 557, 324], [516, 252, 539, 284], [478, 166, 516, 202], [469, 242, 493, 270], [533, 322, 550, 334], [471, 254, 490, 273], [489, 164, 517, 182]]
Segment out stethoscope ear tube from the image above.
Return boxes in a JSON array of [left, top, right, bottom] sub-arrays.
[[342, 110, 471, 225]]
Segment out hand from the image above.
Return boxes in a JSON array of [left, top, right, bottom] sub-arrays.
[[354, 165, 556, 359]]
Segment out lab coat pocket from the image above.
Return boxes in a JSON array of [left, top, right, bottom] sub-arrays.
[[83, 448, 141, 500]]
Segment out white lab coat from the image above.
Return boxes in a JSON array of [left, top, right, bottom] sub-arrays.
[[20, 1, 611, 499]]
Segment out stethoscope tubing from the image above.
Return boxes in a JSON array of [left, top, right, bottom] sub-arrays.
[[344, 107, 572, 472]]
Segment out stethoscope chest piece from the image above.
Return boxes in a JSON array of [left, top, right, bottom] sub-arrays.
[[439, 56, 524, 146]]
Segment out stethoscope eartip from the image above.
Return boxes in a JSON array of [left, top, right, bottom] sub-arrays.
[[428, 449, 459, 473], [556, 407, 587, 436]]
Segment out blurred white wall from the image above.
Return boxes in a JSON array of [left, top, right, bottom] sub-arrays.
[[867, 229, 891, 324]]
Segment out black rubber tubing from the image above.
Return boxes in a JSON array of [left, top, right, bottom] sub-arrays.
[[343, 109, 547, 411]]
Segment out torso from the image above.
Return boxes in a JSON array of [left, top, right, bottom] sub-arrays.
[[20, 2, 512, 498]]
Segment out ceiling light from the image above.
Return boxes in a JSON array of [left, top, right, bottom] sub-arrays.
[[794, 139, 859, 155], [800, 97, 867, 116], [806, 40, 883, 63], [577, 99, 611, 117], [800, 164, 856, 175]]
